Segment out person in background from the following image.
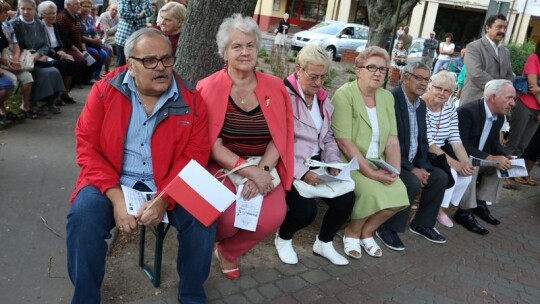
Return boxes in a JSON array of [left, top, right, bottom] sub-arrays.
[[275, 44, 355, 266], [423, 71, 475, 228], [147, 0, 164, 26], [79, 0, 107, 81], [452, 80, 515, 235], [115, 0, 153, 66], [391, 40, 408, 67], [67, 28, 215, 304], [433, 33, 455, 75], [37, 0, 78, 105], [98, 2, 118, 74], [460, 14, 514, 104], [377, 62, 448, 251], [273, 12, 289, 52], [197, 14, 293, 280], [332, 46, 409, 259], [422, 31, 438, 70], [398, 26, 413, 52], [156, 1, 185, 55]]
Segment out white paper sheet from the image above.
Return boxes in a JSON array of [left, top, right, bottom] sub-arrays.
[[368, 158, 400, 175], [497, 158, 528, 178], [469, 155, 500, 167], [121, 185, 169, 223], [233, 184, 263, 232]]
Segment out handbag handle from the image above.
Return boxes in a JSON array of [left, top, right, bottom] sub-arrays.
[[304, 159, 346, 169]]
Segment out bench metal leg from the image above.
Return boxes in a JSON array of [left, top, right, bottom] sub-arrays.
[[138, 223, 171, 287]]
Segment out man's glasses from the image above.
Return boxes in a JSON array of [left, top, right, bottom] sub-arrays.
[[431, 85, 453, 95], [302, 68, 327, 82], [405, 71, 430, 82], [357, 65, 389, 74], [129, 55, 175, 69]]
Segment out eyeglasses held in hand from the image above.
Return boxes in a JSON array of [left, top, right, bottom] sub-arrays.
[[357, 65, 389, 74], [129, 55, 175, 69]]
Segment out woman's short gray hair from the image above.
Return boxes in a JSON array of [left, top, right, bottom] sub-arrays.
[[216, 13, 261, 58], [38, 0, 57, 16], [296, 44, 331, 70], [429, 70, 457, 92], [124, 28, 172, 59], [484, 79, 513, 100], [354, 46, 390, 67]]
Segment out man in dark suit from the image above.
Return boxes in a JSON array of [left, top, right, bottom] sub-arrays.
[[460, 14, 514, 104], [451, 79, 515, 235], [376, 62, 448, 251]]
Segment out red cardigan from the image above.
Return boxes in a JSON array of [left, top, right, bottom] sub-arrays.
[[70, 66, 211, 208], [196, 69, 294, 189]]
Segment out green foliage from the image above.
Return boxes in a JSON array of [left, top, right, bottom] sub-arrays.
[[259, 46, 269, 58], [324, 68, 338, 86], [508, 41, 535, 75], [348, 76, 356, 82], [269, 47, 292, 79], [345, 66, 355, 74]]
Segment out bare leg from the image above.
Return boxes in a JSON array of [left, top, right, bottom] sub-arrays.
[[360, 208, 400, 239], [21, 83, 32, 111]]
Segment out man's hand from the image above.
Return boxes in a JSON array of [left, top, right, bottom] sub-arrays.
[[107, 188, 138, 233], [136, 197, 168, 226], [458, 163, 476, 177], [486, 155, 512, 171], [411, 167, 430, 187]]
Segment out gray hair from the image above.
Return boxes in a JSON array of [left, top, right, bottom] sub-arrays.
[[19, 0, 36, 9], [484, 79, 513, 100], [401, 61, 430, 79], [160, 2, 187, 26], [216, 13, 261, 58], [429, 70, 457, 92], [296, 44, 331, 70], [124, 28, 172, 59], [38, 1, 57, 17], [354, 46, 390, 67]]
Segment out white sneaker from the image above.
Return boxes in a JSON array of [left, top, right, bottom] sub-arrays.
[[274, 234, 298, 264], [313, 235, 349, 266]]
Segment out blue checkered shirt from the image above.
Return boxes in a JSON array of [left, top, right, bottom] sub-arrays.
[[402, 88, 420, 163], [115, 0, 153, 47]]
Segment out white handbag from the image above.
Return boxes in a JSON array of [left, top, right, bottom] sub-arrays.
[[215, 156, 281, 190], [293, 159, 355, 199]]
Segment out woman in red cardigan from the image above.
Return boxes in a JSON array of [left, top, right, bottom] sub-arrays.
[[197, 14, 294, 280]]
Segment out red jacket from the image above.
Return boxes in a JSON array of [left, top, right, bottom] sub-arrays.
[[70, 66, 211, 209], [196, 69, 294, 189]]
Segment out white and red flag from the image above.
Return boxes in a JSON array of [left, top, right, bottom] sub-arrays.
[[163, 160, 236, 227]]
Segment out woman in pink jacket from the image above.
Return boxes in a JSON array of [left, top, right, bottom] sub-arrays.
[[197, 14, 293, 280], [276, 44, 355, 266]]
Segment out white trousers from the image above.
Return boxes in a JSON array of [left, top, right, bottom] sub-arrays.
[[441, 168, 473, 208]]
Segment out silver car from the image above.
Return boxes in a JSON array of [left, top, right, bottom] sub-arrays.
[[291, 21, 369, 61], [356, 38, 425, 63]]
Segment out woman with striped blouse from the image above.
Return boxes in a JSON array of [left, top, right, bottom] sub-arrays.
[[423, 71, 476, 228]]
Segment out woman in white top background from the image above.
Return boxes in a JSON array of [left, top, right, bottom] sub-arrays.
[[433, 33, 455, 75]]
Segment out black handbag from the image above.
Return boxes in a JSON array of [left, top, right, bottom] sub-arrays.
[[35, 59, 57, 68], [428, 152, 455, 189]]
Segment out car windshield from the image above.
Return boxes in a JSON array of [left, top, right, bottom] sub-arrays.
[[309, 23, 343, 35]]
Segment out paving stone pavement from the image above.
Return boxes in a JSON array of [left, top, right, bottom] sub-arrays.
[[128, 172, 540, 304]]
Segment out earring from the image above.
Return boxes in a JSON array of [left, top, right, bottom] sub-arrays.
[[223, 61, 228, 70]]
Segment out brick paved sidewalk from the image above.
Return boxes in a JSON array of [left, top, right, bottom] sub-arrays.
[[125, 169, 540, 304]]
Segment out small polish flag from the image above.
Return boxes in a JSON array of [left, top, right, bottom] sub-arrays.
[[164, 160, 236, 227]]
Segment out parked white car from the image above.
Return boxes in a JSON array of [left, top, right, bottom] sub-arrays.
[[291, 21, 369, 61], [355, 38, 425, 63]]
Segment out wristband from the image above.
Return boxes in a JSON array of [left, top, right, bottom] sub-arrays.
[[234, 157, 245, 168]]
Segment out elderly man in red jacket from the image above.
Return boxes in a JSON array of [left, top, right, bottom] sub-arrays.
[[66, 28, 214, 304]]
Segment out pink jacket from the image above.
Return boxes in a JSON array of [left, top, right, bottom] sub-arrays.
[[284, 73, 341, 181], [197, 69, 294, 190]]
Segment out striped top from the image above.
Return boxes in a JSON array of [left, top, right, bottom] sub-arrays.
[[220, 96, 271, 157], [426, 101, 462, 147]]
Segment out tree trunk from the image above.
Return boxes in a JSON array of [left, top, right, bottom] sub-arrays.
[[366, 0, 420, 48], [174, 0, 257, 84]]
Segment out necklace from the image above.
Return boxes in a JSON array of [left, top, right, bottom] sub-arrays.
[[236, 90, 253, 105]]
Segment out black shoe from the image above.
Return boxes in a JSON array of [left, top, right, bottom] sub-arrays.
[[453, 210, 489, 235], [376, 227, 405, 251], [409, 224, 447, 244], [48, 104, 62, 114], [474, 204, 500, 225]]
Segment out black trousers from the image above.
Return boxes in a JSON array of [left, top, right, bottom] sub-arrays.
[[380, 167, 447, 232], [279, 186, 355, 242]]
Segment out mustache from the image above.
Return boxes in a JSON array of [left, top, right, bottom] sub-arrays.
[[152, 72, 168, 80]]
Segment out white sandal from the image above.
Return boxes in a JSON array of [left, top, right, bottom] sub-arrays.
[[342, 236, 361, 259], [360, 237, 382, 257]]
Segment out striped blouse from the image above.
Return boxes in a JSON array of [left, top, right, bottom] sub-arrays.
[[426, 102, 462, 147], [220, 96, 271, 157]]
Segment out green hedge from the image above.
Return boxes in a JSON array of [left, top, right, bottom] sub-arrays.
[[508, 41, 535, 75]]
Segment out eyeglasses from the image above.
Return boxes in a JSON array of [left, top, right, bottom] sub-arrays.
[[129, 55, 175, 69], [431, 85, 453, 95], [405, 71, 430, 82], [81, 5, 92, 8], [302, 68, 327, 82], [357, 65, 389, 74]]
